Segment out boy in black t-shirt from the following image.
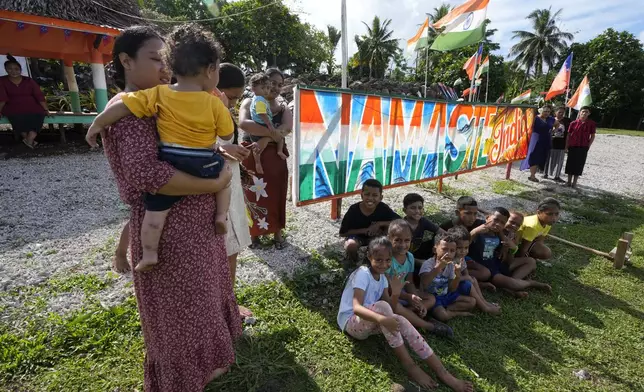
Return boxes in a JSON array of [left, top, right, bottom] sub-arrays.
[[402, 193, 444, 261], [440, 196, 495, 290], [339, 179, 400, 261]]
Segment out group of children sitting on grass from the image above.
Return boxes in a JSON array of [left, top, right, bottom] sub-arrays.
[[337, 179, 561, 391]]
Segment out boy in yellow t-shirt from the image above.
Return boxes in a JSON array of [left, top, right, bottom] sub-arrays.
[[517, 198, 561, 260], [87, 24, 233, 272]]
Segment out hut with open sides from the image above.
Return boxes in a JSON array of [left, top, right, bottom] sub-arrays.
[[0, 0, 143, 141]]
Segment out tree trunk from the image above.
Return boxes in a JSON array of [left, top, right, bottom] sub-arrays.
[[28, 58, 41, 78], [520, 68, 530, 91]]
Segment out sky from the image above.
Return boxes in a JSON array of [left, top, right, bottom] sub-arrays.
[[283, 0, 644, 61]]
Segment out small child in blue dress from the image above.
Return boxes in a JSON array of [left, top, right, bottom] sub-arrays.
[[249, 73, 286, 174]]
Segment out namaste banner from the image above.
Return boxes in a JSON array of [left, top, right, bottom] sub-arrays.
[[292, 86, 535, 205]]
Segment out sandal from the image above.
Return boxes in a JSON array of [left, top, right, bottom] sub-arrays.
[[274, 239, 288, 250], [249, 238, 262, 249], [22, 139, 34, 149], [528, 176, 539, 183], [429, 321, 454, 339]]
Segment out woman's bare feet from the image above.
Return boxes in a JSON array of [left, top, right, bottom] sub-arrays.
[[135, 252, 158, 272], [207, 366, 230, 383], [479, 282, 497, 292], [406, 364, 438, 389], [112, 253, 130, 273]]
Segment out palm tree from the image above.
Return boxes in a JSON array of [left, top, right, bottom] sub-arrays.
[[359, 16, 399, 79], [326, 25, 342, 75], [428, 3, 451, 24], [510, 8, 574, 78]]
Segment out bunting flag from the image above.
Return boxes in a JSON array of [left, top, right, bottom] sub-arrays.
[[406, 18, 430, 55], [511, 89, 532, 104], [475, 55, 489, 79], [566, 76, 592, 110], [545, 53, 573, 101], [39, 26, 48, 35], [431, 0, 489, 51], [463, 44, 483, 80], [475, 79, 482, 87]]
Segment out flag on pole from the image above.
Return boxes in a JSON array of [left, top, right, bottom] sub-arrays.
[[475, 55, 489, 79], [475, 79, 482, 87], [545, 53, 573, 101], [566, 76, 592, 110], [462, 87, 477, 97], [463, 44, 483, 80], [511, 89, 532, 104], [495, 93, 504, 103], [406, 18, 429, 55], [431, 0, 489, 51]]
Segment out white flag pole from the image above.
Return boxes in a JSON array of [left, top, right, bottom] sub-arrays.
[[485, 61, 490, 103], [341, 0, 348, 89]]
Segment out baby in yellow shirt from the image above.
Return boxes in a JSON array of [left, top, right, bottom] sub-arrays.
[[87, 24, 233, 272]]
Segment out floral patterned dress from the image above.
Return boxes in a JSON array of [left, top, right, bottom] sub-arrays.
[[103, 113, 241, 392]]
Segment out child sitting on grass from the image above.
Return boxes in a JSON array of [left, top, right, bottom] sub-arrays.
[[337, 236, 474, 392], [385, 219, 454, 338], [450, 226, 501, 315], [86, 24, 233, 272], [420, 231, 499, 321], [402, 193, 445, 261], [440, 196, 495, 290], [248, 73, 286, 174], [470, 207, 551, 298], [503, 211, 539, 280], [339, 179, 400, 262], [517, 198, 560, 260]]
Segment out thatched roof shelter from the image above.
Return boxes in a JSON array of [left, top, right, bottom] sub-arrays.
[[0, 0, 143, 29]]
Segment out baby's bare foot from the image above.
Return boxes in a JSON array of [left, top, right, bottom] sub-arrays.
[[406, 364, 437, 389], [136, 251, 158, 272], [215, 220, 228, 234], [278, 151, 287, 160]]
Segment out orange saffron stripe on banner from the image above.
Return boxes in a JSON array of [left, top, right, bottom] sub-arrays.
[[299, 89, 324, 124]]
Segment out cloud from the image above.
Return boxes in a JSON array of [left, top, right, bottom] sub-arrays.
[[282, 0, 644, 62], [639, 31, 644, 43]]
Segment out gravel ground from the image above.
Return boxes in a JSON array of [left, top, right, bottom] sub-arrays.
[[1, 134, 642, 314]]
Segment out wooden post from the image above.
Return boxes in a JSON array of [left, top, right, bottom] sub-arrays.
[[63, 60, 81, 113], [622, 232, 634, 248], [331, 198, 342, 220], [505, 162, 512, 179], [437, 178, 443, 193], [613, 239, 629, 269]]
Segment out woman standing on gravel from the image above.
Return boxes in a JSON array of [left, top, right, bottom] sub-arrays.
[[239, 68, 291, 249], [521, 105, 556, 183], [215, 63, 254, 317], [100, 26, 240, 391]]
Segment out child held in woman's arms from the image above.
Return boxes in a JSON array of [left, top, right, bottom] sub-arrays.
[[517, 198, 560, 261], [386, 220, 454, 338], [420, 230, 499, 322], [86, 24, 233, 272], [248, 73, 286, 174], [470, 207, 551, 298], [337, 237, 474, 392], [339, 179, 400, 262]]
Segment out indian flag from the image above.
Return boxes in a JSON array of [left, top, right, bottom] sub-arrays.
[[475, 56, 489, 78], [567, 76, 592, 110], [406, 18, 429, 55], [431, 0, 489, 51], [511, 89, 532, 104]]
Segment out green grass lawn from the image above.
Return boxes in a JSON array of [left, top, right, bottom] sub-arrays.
[[596, 128, 644, 137], [2, 192, 643, 392]]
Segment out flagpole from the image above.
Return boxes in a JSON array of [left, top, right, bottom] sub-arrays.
[[341, 0, 348, 89], [424, 16, 430, 97], [469, 46, 480, 102], [485, 61, 490, 103], [564, 52, 574, 117]]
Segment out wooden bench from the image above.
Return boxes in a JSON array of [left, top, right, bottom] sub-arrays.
[[0, 112, 97, 143]]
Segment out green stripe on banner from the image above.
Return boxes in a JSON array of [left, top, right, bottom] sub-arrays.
[[431, 24, 486, 51]]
